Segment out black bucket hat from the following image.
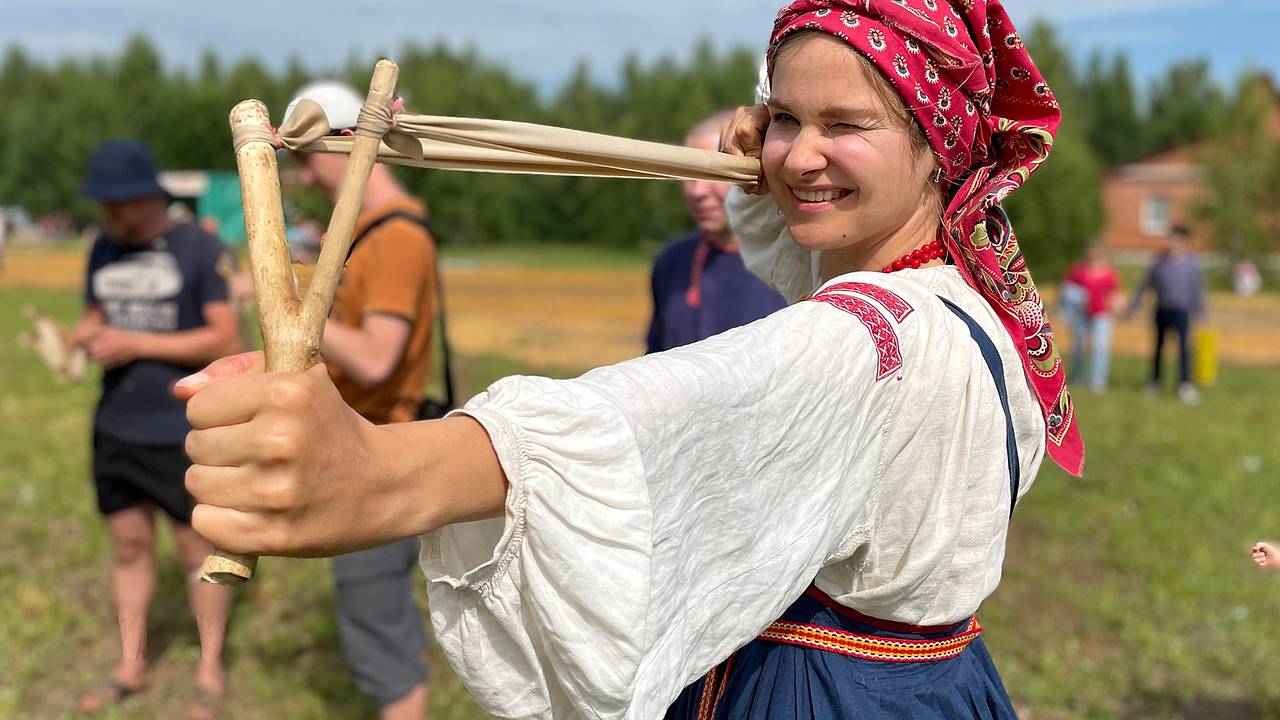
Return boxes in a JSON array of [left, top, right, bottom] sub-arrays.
[[81, 140, 166, 203]]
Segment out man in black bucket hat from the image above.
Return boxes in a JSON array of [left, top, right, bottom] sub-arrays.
[[74, 139, 240, 719]]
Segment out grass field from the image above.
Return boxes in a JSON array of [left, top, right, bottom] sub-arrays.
[[2, 268, 1279, 718]]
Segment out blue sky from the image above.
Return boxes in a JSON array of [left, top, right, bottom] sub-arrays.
[[3, 1, 1276, 98]]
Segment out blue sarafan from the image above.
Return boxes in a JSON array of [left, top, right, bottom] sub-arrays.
[[666, 587, 1015, 719]]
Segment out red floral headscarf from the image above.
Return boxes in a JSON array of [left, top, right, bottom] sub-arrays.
[[769, 0, 1083, 475]]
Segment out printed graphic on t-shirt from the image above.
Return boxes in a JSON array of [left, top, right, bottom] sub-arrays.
[[92, 250, 183, 332]]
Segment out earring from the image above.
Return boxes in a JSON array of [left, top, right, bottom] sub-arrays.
[[931, 168, 944, 184], [776, 206, 784, 217]]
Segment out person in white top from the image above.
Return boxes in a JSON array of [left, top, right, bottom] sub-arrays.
[[175, 1, 1084, 717]]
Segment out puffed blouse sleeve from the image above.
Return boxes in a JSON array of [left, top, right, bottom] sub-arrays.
[[420, 299, 903, 719]]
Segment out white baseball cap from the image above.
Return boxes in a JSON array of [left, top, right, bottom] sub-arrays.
[[283, 80, 364, 131]]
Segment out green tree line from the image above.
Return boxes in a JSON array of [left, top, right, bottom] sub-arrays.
[[0, 26, 1270, 272]]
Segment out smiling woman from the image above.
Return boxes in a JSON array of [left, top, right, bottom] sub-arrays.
[[178, 1, 1079, 717]]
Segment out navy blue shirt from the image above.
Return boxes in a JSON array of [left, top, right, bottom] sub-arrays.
[[85, 222, 233, 446], [1131, 253, 1206, 316], [647, 233, 786, 353]]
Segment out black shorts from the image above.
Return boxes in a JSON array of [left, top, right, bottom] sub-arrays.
[[92, 432, 195, 523]]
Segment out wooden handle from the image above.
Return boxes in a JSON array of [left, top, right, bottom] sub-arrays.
[[197, 60, 401, 585], [300, 59, 401, 336]]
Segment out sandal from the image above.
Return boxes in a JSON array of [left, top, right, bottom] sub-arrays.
[[185, 686, 226, 720], [77, 679, 146, 714]]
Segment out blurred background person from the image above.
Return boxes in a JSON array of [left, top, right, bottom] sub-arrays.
[[285, 81, 440, 720], [0, 208, 8, 275], [1252, 541, 1280, 570], [73, 140, 239, 719], [1062, 245, 1121, 394], [1233, 259, 1262, 296], [1126, 225, 1207, 405], [647, 110, 786, 353], [1056, 278, 1088, 383]]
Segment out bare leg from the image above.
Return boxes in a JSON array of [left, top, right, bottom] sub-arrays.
[[1253, 541, 1280, 570], [172, 521, 231, 704], [109, 505, 156, 683], [79, 505, 156, 712], [382, 684, 428, 720]]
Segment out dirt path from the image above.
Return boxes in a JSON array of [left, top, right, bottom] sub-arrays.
[[5, 248, 1277, 367]]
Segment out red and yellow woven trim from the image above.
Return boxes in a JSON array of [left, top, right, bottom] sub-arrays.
[[758, 617, 982, 664], [693, 655, 735, 720]]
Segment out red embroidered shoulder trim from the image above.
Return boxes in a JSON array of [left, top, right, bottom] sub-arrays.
[[810, 283, 916, 382]]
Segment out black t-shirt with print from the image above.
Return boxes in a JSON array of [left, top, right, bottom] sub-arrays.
[[85, 222, 232, 446]]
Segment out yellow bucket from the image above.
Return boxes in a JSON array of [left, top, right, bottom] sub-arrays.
[[1194, 327, 1219, 386]]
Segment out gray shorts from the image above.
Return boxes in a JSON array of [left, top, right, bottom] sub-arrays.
[[333, 536, 428, 707]]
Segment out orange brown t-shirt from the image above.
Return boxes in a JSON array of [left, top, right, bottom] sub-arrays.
[[327, 197, 437, 424]]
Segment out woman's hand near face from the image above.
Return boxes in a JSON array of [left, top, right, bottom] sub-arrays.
[[174, 352, 508, 558], [720, 104, 772, 194]]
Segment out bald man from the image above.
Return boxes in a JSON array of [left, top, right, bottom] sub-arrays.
[[647, 111, 786, 353]]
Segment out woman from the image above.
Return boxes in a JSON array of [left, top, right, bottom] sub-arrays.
[[1062, 245, 1121, 392], [177, 0, 1082, 717]]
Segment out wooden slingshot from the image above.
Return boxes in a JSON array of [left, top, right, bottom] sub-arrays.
[[198, 58, 761, 583], [197, 61, 400, 583]]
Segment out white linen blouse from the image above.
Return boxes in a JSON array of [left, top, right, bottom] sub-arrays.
[[420, 248, 1045, 719]]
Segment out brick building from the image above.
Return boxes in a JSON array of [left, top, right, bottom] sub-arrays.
[[1101, 146, 1208, 255], [1102, 78, 1280, 256]]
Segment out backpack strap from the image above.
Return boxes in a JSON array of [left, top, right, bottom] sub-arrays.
[[349, 210, 455, 413]]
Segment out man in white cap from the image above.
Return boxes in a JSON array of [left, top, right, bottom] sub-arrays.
[[283, 81, 438, 720]]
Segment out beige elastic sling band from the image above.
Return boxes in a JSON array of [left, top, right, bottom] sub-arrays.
[[263, 98, 763, 183]]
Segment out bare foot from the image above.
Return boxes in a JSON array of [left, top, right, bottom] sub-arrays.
[[186, 667, 226, 720], [77, 668, 148, 714], [185, 687, 225, 720], [1252, 541, 1280, 569]]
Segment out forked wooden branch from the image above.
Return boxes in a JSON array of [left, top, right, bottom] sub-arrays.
[[197, 59, 401, 584]]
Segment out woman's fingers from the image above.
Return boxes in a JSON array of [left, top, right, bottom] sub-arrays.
[[186, 462, 305, 515], [720, 104, 770, 156], [186, 463, 254, 507], [184, 373, 274, 430], [185, 367, 319, 432], [174, 351, 266, 400], [191, 503, 289, 556], [720, 113, 741, 156], [720, 105, 753, 155], [186, 410, 307, 466], [185, 424, 251, 467], [719, 104, 772, 194]]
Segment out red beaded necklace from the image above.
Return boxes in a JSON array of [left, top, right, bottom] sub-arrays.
[[881, 238, 945, 273]]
